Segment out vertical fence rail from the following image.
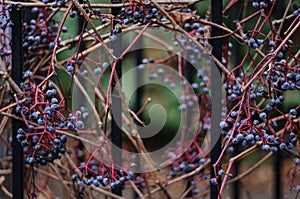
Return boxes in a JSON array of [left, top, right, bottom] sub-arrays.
[[11, 5, 24, 199], [185, 54, 194, 198], [210, 0, 222, 199], [274, 1, 285, 198], [111, 0, 122, 196], [134, 44, 143, 199]]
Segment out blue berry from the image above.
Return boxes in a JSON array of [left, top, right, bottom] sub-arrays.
[[60, 135, 67, 143], [67, 65, 74, 74], [16, 134, 25, 141], [62, 26, 68, 33], [71, 174, 78, 181], [82, 112, 88, 119], [281, 82, 290, 90], [210, 178, 217, 185], [199, 158, 206, 165], [49, 42, 55, 49], [257, 39, 264, 45], [246, 134, 254, 142], [102, 62, 109, 68], [34, 36, 41, 44], [81, 70, 88, 76], [53, 138, 61, 145], [67, 122, 75, 130], [236, 133, 244, 142], [218, 169, 225, 176], [192, 189, 200, 195], [77, 180, 83, 186], [69, 12, 76, 18], [32, 135, 39, 143], [252, 42, 258, 49], [269, 40, 275, 46], [220, 121, 228, 129], [230, 111, 237, 117], [151, 8, 158, 14], [28, 157, 36, 164], [96, 175, 103, 182], [232, 138, 238, 144], [248, 38, 255, 45], [259, 112, 267, 119], [262, 144, 270, 151], [94, 67, 102, 74], [51, 98, 58, 104], [259, 2, 267, 8], [102, 178, 109, 186], [46, 90, 53, 97], [253, 120, 259, 125], [277, 52, 284, 58], [101, 18, 106, 24], [28, 125, 34, 132], [124, 18, 129, 25], [75, 121, 85, 129], [289, 132, 295, 138], [252, 2, 259, 7], [279, 143, 286, 150], [184, 23, 191, 31], [24, 71, 32, 78], [191, 23, 200, 29], [49, 126, 56, 133], [109, 34, 117, 41], [169, 171, 176, 177], [294, 158, 300, 165], [271, 146, 278, 152], [93, 179, 100, 187], [289, 109, 297, 116], [17, 128, 24, 134], [197, 27, 204, 34], [51, 1, 57, 8]]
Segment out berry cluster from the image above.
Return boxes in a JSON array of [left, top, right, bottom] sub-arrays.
[[221, 35, 299, 151], [71, 158, 134, 191], [14, 72, 81, 165], [23, 7, 66, 69], [118, 2, 159, 25], [251, 1, 270, 8], [0, 3, 12, 69]]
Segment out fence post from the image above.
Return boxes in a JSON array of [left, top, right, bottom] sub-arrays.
[[274, 2, 285, 198], [11, 4, 24, 199], [133, 44, 143, 199], [111, 0, 122, 196], [210, 0, 222, 198]]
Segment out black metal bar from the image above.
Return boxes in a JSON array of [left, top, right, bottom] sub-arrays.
[[185, 52, 194, 198], [11, 5, 24, 199], [274, 2, 285, 198], [274, 152, 282, 199], [133, 43, 143, 199], [111, 0, 122, 196], [135, 50, 143, 114], [111, 59, 122, 197], [210, 0, 222, 199]]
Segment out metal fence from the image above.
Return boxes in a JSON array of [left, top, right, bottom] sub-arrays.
[[9, 0, 289, 198]]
